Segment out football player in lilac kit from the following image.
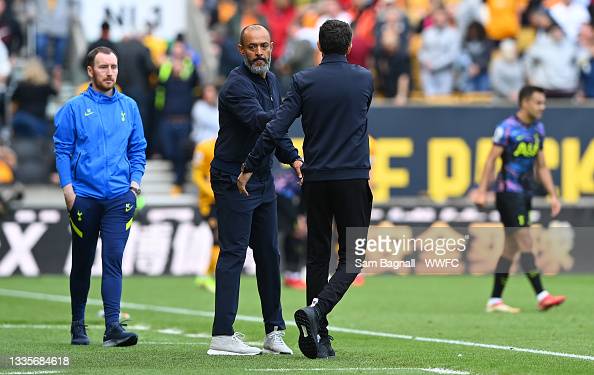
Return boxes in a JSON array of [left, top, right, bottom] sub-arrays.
[[474, 85, 566, 313]]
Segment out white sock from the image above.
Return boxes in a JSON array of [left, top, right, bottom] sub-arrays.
[[537, 290, 550, 302], [488, 297, 502, 305]]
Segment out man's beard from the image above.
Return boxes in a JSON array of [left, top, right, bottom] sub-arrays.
[[243, 55, 271, 75], [92, 75, 115, 93]]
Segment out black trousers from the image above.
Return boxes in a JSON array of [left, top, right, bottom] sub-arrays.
[[302, 179, 372, 335]]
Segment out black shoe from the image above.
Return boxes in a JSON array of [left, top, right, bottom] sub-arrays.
[[103, 321, 138, 347], [71, 320, 90, 345], [317, 335, 335, 359], [294, 306, 321, 359]]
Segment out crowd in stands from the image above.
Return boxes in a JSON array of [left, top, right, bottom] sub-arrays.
[[1, 0, 594, 189], [202, 0, 594, 104]]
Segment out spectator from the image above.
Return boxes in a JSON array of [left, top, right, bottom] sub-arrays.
[[11, 58, 57, 138], [191, 84, 219, 145], [0, 0, 23, 57], [143, 22, 169, 66], [116, 35, 156, 154], [522, 0, 545, 26], [276, 21, 316, 94], [81, 22, 118, 71], [457, 21, 494, 92], [418, 6, 460, 96], [155, 41, 200, 195], [484, 0, 520, 41], [416, 0, 444, 33], [260, 0, 297, 61], [176, 33, 202, 72], [35, 0, 70, 81], [0, 39, 11, 127], [344, 0, 375, 68], [316, 0, 353, 28], [577, 25, 594, 98], [550, 0, 591, 43], [524, 23, 581, 97], [352, 0, 392, 46], [456, 0, 483, 36], [215, 24, 244, 80], [227, 0, 268, 42], [524, 7, 555, 47], [374, 5, 410, 53], [489, 39, 525, 102], [374, 11, 411, 104], [0, 143, 16, 185]]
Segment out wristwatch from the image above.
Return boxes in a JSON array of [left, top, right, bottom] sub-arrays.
[[130, 186, 141, 196]]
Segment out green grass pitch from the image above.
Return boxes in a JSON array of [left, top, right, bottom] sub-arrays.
[[0, 275, 592, 374]]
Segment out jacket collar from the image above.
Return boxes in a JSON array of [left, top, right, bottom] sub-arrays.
[[320, 54, 348, 64], [83, 84, 121, 104]]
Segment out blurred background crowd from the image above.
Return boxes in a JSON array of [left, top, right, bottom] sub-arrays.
[[0, 0, 592, 188]]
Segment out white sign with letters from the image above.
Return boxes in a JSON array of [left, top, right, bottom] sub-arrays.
[[80, 0, 186, 41]]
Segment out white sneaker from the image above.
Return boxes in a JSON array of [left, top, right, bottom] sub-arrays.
[[207, 332, 262, 355], [263, 327, 293, 355]]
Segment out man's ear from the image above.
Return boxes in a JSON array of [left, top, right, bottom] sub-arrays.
[[86, 65, 93, 80], [237, 43, 245, 56], [317, 40, 322, 54], [347, 42, 353, 55]]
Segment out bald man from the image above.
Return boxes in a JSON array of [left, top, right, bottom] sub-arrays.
[[207, 24, 302, 355]]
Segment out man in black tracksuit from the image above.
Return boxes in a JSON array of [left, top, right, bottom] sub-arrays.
[[238, 20, 373, 359], [207, 25, 302, 356]]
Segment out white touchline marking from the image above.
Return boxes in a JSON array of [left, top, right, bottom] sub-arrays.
[[0, 324, 150, 331], [0, 323, 215, 343], [421, 369, 470, 375], [244, 368, 470, 374], [1, 288, 593, 362], [157, 328, 184, 335], [0, 372, 62, 375], [184, 333, 211, 339], [142, 341, 209, 346], [1, 324, 100, 329], [0, 323, 208, 347]]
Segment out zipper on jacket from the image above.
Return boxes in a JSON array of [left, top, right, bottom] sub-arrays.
[[73, 152, 82, 180]]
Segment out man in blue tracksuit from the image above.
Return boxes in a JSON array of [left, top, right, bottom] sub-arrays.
[[238, 20, 374, 359], [54, 46, 146, 347], [206, 25, 301, 356]]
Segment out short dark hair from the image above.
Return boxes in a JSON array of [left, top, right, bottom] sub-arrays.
[[86, 46, 117, 68], [319, 19, 352, 55], [518, 85, 545, 106], [239, 24, 270, 46]]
